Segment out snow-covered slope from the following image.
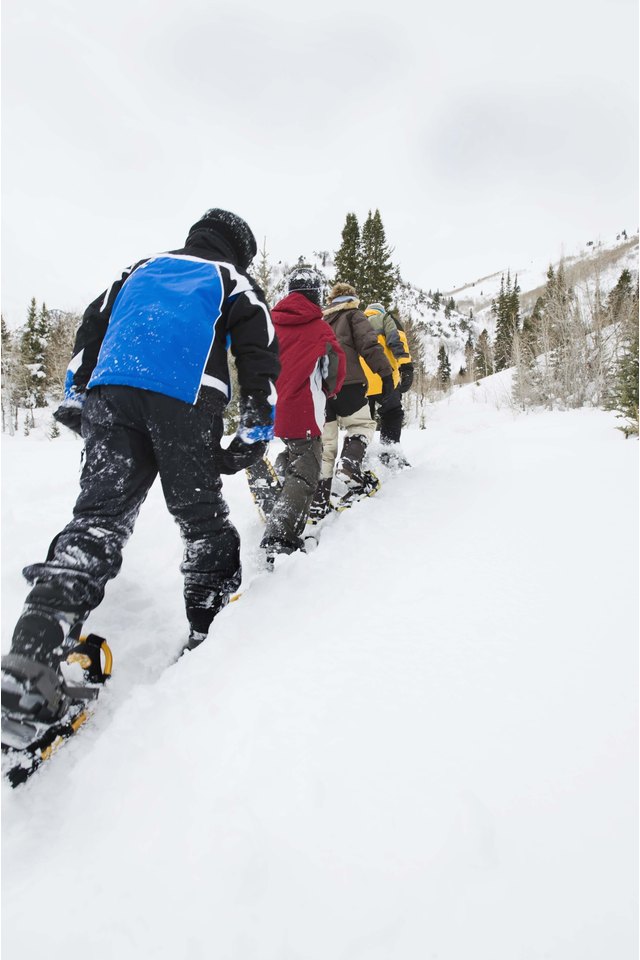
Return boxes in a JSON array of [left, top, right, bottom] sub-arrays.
[[443, 233, 640, 314], [2, 382, 637, 959], [399, 233, 639, 377]]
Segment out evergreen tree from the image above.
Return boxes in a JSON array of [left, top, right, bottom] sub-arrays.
[[1, 315, 20, 433], [436, 344, 451, 386], [20, 298, 51, 407], [493, 271, 521, 371], [610, 323, 639, 436], [521, 296, 544, 350], [444, 296, 456, 320], [608, 268, 634, 322], [253, 238, 275, 305], [474, 329, 494, 380], [1, 314, 11, 354], [334, 213, 361, 288], [359, 209, 397, 306], [607, 269, 639, 435]]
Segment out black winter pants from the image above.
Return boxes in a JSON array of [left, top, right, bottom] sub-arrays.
[[369, 386, 404, 445], [23, 386, 241, 634], [261, 438, 322, 551]]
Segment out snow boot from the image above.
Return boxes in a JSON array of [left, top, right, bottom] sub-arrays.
[[307, 477, 332, 525], [10, 607, 74, 668], [261, 536, 302, 570], [334, 435, 368, 490], [1, 655, 70, 729], [182, 595, 229, 654], [1, 611, 105, 732], [379, 444, 411, 470], [2, 608, 74, 727]]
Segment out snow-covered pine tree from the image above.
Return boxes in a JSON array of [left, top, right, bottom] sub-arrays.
[[437, 344, 451, 386], [333, 213, 361, 288], [254, 238, 276, 306], [20, 298, 51, 408], [493, 272, 521, 371], [607, 269, 639, 436], [359, 210, 397, 307]]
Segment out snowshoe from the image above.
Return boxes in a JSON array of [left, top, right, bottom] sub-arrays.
[[1, 632, 112, 787], [331, 469, 381, 512], [379, 447, 411, 471]]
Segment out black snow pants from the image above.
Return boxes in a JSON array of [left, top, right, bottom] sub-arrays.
[[369, 386, 404, 445], [260, 438, 322, 552], [23, 386, 241, 635]]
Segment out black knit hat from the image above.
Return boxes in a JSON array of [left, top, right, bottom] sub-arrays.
[[287, 264, 326, 306], [187, 208, 257, 270]]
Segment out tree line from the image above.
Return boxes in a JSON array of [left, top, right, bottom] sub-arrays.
[[2, 220, 638, 437], [2, 300, 80, 435]]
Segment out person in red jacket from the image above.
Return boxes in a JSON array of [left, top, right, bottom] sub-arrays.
[[258, 265, 345, 564]]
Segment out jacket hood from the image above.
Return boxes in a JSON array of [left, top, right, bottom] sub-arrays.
[[323, 298, 360, 317], [272, 292, 323, 326], [183, 228, 240, 266]]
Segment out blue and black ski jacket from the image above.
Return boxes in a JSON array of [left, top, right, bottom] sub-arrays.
[[64, 231, 279, 411]]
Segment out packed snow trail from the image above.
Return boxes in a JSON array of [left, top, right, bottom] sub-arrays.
[[2, 379, 637, 960]]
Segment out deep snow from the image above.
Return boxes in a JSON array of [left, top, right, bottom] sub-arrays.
[[1, 379, 638, 960]]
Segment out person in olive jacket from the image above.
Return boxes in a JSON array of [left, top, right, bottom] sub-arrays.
[[309, 282, 393, 521], [362, 302, 413, 469]]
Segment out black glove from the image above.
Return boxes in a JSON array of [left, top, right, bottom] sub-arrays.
[[217, 390, 274, 475], [53, 400, 84, 436], [399, 364, 414, 394], [218, 436, 268, 475], [380, 375, 394, 398]]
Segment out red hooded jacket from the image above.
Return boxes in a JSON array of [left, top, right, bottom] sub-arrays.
[[272, 292, 346, 439]]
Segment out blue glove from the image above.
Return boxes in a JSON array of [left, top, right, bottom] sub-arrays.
[[237, 391, 275, 443]]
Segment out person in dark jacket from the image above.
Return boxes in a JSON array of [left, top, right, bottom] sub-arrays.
[[253, 265, 345, 564], [308, 282, 393, 520], [1, 208, 280, 732]]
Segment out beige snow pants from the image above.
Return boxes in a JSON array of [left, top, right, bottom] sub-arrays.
[[320, 403, 376, 479]]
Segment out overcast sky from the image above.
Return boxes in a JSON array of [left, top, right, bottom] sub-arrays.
[[1, 0, 637, 325]]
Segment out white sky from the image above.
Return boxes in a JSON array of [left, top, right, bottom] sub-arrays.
[[1, 0, 638, 326]]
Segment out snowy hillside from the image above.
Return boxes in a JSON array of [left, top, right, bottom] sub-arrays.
[[286, 233, 639, 383], [443, 232, 640, 314], [2, 379, 637, 959], [406, 233, 639, 378]]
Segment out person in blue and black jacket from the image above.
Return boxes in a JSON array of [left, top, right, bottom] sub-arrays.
[[1, 208, 280, 732]]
